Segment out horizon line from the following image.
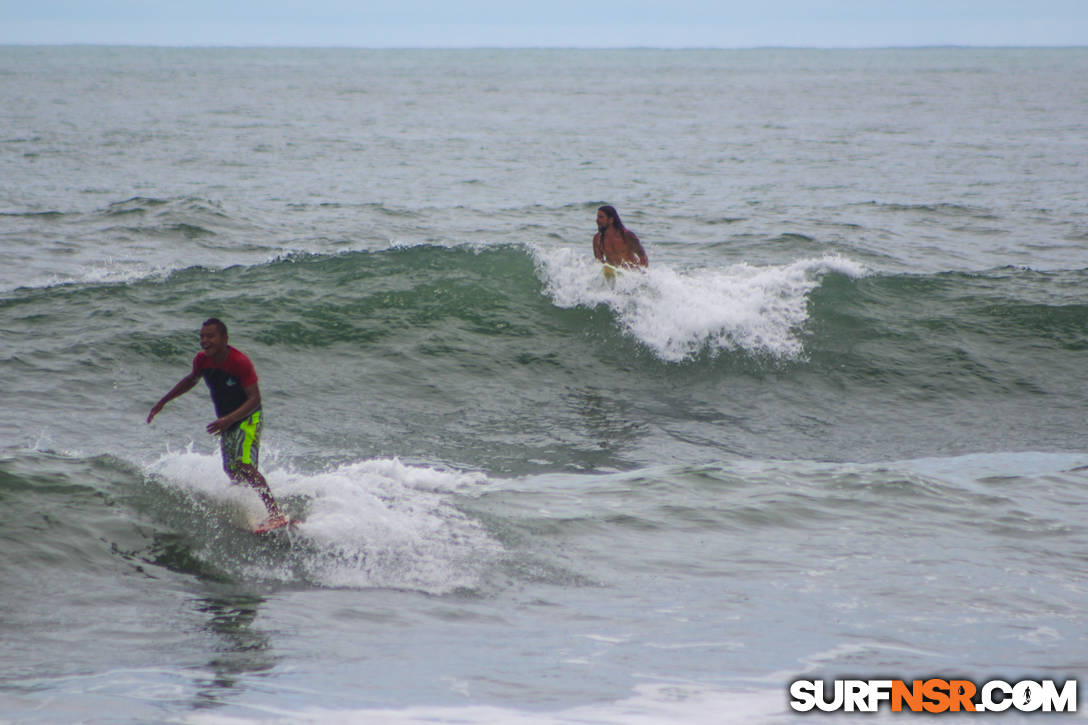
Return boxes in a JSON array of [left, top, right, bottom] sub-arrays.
[[3, 42, 1087, 51]]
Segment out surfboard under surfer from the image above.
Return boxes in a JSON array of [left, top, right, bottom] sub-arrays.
[[147, 317, 286, 529], [593, 205, 648, 269]]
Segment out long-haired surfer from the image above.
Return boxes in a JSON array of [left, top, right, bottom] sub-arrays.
[[593, 205, 648, 269], [147, 317, 286, 528]]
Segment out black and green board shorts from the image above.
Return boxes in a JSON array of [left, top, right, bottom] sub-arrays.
[[220, 409, 261, 474]]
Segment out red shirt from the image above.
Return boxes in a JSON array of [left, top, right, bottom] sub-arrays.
[[192, 346, 258, 418]]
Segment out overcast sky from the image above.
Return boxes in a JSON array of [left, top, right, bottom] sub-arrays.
[[3, 1, 1087, 48]]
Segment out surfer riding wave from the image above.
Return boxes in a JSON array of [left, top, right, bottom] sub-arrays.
[[593, 205, 648, 269]]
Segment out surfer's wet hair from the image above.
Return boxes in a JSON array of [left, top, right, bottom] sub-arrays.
[[598, 205, 625, 230], [202, 317, 228, 337]]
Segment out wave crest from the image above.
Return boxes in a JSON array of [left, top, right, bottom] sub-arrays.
[[535, 247, 867, 362]]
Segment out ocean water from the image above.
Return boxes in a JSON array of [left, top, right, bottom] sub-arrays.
[[2, 46, 1088, 723]]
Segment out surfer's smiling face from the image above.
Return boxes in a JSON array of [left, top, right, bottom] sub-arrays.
[[200, 324, 228, 359]]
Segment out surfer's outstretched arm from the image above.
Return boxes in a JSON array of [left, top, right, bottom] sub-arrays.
[[147, 371, 200, 423]]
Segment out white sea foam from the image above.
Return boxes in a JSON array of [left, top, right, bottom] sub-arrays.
[[534, 246, 867, 362], [185, 682, 794, 725], [146, 452, 500, 594], [0, 254, 168, 293]]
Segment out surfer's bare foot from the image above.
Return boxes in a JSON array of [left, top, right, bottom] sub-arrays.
[[259, 513, 288, 527]]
